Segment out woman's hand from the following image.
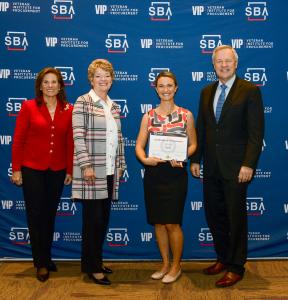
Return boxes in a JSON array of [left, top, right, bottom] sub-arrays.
[[83, 167, 96, 182], [169, 159, 183, 168], [64, 174, 72, 185], [11, 171, 23, 186], [144, 157, 165, 166]]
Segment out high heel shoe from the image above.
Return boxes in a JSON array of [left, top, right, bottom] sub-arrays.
[[36, 268, 49, 282], [87, 273, 111, 285]]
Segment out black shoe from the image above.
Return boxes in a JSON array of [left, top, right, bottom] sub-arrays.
[[87, 273, 111, 285], [36, 268, 49, 282], [101, 266, 113, 274], [48, 261, 58, 272]]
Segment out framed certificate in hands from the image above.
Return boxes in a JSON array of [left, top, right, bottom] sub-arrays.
[[148, 133, 188, 162]]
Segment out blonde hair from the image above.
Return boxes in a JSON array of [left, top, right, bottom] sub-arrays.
[[88, 59, 115, 82]]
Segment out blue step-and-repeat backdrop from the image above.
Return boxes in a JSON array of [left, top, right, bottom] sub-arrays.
[[0, 1, 287, 261]]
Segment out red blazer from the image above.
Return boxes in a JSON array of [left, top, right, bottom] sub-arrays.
[[12, 98, 74, 174]]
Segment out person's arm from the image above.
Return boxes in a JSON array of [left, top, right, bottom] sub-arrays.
[[239, 86, 264, 183], [135, 114, 164, 166], [11, 101, 29, 185], [72, 97, 95, 181], [190, 91, 205, 177], [64, 104, 74, 185]]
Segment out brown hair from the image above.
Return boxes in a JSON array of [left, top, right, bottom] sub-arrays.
[[35, 67, 67, 105], [154, 71, 178, 87], [88, 59, 115, 83]]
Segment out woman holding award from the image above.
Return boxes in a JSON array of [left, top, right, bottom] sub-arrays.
[[135, 71, 197, 283]]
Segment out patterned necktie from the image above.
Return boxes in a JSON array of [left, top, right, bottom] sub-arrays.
[[215, 84, 227, 122]]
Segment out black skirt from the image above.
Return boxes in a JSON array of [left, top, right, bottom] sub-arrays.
[[144, 162, 188, 225]]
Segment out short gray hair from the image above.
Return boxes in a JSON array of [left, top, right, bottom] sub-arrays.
[[212, 45, 238, 63]]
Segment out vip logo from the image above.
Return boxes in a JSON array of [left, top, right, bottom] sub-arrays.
[[246, 1, 268, 21], [0, 1, 9, 11], [1, 200, 13, 210], [95, 4, 107, 15], [5, 31, 28, 51], [284, 204, 288, 214], [141, 39, 153, 48], [105, 34, 129, 53], [149, 1, 172, 21], [57, 197, 77, 216], [192, 6, 204, 15], [285, 140, 288, 150], [51, 0, 75, 20], [0, 69, 11, 79], [120, 169, 129, 183], [244, 68, 267, 86], [191, 72, 204, 82], [9, 227, 30, 244], [141, 232, 153, 242], [200, 34, 222, 54], [45, 37, 58, 47], [231, 39, 244, 49], [198, 228, 214, 246], [55, 66, 75, 86], [148, 67, 170, 86], [0, 135, 12, 145], [113, 99, 129, 118], [107, 228, 129, 247], [191, 201, 203, 211], [141, 104, 153, 113], [53, 232, 61, 242], [6, 97, 26, 117], [246, 197, 265, 216]]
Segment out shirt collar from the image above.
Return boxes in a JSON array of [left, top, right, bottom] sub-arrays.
[[218, 74, 236, 90], [88, 89, 112, 107]]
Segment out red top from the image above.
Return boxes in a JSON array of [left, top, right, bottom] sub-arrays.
[[12, 98, 74, 174]]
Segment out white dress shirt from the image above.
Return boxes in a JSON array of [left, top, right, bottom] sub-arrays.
[[213, 74, 236, 114], [89, 89, 118, 175]]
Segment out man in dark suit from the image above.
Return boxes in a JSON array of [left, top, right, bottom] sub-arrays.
[[190, 45, 264, 287]]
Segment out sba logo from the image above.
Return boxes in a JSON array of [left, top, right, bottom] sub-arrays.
[[107, 228, 129, 247], [51, 0, 75, 20], [6, 98, 26, 117], [9, 227, 30, 245], [120, 169, 129, 183], [55, 66, 75, 86], [244, 68, 267, 86], [113, 99, 129, 118], [246, 197, 265, 216], [200, 34, 222, 54], [246, 1, 268, 21], [5, 31, 28, 51], [149, 1, 172, 21], [198, 228, 214, 247], [148, 67, 170, 86], [105, 34, 129, 53]]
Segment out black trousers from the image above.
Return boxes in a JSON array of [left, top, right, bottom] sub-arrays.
[[203, 170, 248, 276], [21, 166, 65, 268], [81, 175, 113, 273]]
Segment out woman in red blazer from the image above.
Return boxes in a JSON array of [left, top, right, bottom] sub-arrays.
[[11, 67, 74, 282]]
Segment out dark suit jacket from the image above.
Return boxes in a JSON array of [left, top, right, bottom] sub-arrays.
[[191, 76, 264, 179]]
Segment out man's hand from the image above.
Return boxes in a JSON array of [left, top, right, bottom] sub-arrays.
[[238, 166, 253, 183], [190, 163, 200, 177]]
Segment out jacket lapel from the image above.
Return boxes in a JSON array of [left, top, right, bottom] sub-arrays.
[[209, 82, 218, 123]]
